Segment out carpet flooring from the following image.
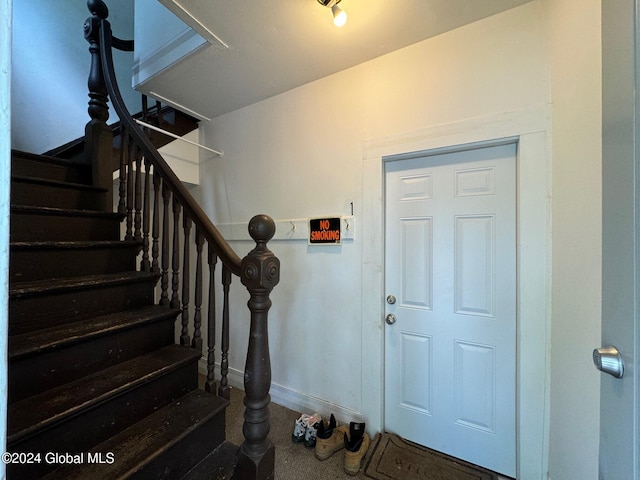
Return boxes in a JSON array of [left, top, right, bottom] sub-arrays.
[[224, 387, 511, 480], [225, 386, 370, 479]]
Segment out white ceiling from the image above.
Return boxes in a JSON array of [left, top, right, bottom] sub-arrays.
[[150, 0, 533, 120]]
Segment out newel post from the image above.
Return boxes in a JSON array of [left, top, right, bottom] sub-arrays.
[[84, 0, 112, 210], [236, 215, 279, 480]]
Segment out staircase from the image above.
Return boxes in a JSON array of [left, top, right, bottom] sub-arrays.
[[7, 150, 237, 479], [6, 2, 279, 478]]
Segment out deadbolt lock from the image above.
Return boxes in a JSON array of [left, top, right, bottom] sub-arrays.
[[386, 295, 396, 305]]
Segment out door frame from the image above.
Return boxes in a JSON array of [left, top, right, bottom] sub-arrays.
[[361, 107, 551, 479]]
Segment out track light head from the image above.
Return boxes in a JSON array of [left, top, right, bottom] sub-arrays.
[[317, 0, 347, 27]]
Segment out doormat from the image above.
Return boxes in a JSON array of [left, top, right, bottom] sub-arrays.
[[363, 433, 499, 480]]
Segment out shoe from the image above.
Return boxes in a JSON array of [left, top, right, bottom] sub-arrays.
[[315, 414, 349, 460], [304, 413, 322, 448], [343, 422, 370, 475], [292, 414, 310, 443]]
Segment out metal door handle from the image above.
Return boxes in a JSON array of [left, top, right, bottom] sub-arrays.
[[385, 313, 396, 325], [593, 346, 624, 378]]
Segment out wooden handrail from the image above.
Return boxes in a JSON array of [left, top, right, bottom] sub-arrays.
[[97, 21, 242, 275]]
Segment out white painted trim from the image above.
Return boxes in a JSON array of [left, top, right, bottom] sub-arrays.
[[134, 119, 223, 157], [159, 0, 230, 50], [197, 360, 364, 424], [147, 91, 211, 122], [361, 107, 551, 480], [132, 27, 208, 89], [215, 216, 355, 242]]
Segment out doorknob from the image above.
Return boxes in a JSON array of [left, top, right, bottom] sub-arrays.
[[593, 346, 624, 378], [385, 313, 396, 325]]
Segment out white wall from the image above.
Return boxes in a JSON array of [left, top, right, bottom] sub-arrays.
[[11, 0, 139, 154], [193, 1, 603, 478], [4, 0, 603, 477], [7, 0, 602, 477]]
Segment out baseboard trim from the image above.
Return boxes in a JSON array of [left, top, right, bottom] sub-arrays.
[[198, 359, 363, 425]]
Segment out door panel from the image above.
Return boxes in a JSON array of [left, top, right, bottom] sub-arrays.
[[455, 214, 495, 316], [384, 143, 516, 477], [600, 1, 638, 478]]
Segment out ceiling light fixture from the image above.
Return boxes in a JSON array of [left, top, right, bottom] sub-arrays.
[[317, 0, 347, 27]]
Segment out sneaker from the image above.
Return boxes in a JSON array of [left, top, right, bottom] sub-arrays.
[[291, 414, 309, 443], [315, 414, 349, 460], [304, 413, 322, 448], [343, 422, 370, 475]]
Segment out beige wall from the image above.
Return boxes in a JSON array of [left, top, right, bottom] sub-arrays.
[[195, 0, 602, 478]]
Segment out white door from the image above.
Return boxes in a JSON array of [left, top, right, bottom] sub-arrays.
[[599, 0, 638, 478], [384, 143, 516, 477]]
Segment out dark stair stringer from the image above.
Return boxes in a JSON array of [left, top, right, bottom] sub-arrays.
[[7, 150, 237, 479]]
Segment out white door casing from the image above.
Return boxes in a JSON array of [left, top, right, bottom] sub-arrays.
[[361, 108, 551, 480], [383, 144, 516, 476]]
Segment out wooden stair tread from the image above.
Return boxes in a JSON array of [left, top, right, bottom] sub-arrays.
[[11, 174, 107, 192], [10, 271, 159, 297], [9, 305, 180, 360], [8, 345, 201, 444], [42, 390, 229, 480], [9, 240, 142, 255], [11, 204, 124, 219], [12, 149, 91, 169], [10, 240, 140, 249]]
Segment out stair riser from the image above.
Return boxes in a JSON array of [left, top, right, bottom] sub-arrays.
[[7, 360, 199, 479], [11, 180, 107, 211], [9, 317, 176, 403], [10, 245, 138, 283], [180, 441, 239, 480], [11, 212, 121, 242], [12, 155, 91, 184], [10, 280, 157, 335], [131, 408, 226, 480]]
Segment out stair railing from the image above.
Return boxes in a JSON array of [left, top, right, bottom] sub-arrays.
[[83, 1, 278, 478]]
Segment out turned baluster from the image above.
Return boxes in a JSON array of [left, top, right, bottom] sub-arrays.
[[151, 172, 161, 273], [218, 265, 232, 400], [180, 216, 192, 346], [192, 229, 204, 352], [160, 181, 170, 306], [124, 140, 134, 240], [117, 132, 128, 215], [140, 157, 151, 272], [205, 245, 218, 394], [134, 150, 143, 243], [171, 198, 181, 309]]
